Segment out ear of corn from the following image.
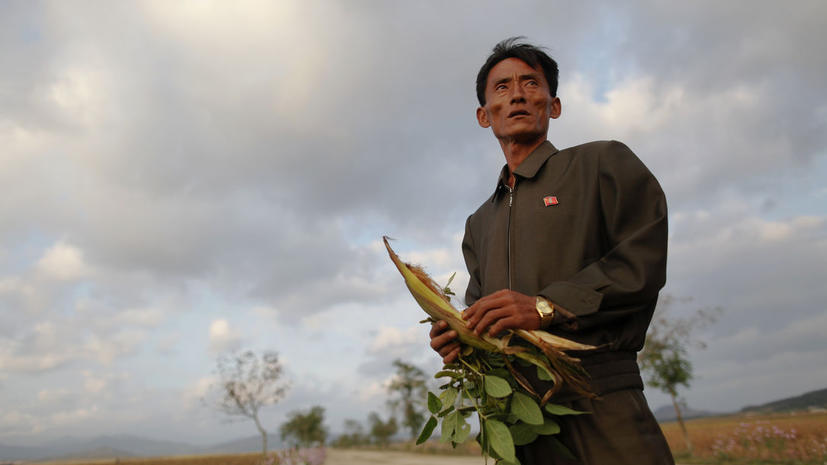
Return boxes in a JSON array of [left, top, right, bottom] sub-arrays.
[[383, 236, 595, 399]]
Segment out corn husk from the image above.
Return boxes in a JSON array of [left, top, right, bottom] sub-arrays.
[[383, 236, 596, 399]]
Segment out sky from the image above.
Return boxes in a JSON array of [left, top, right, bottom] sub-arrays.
[[1, 0, 826, 447]]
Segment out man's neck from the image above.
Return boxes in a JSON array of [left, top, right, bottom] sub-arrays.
[[498, 137, 546, 188]]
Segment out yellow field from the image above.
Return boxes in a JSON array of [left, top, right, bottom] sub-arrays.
[[34, 449, 481, 465], [660, 411, 827, 464], [35, 452, 264, 465], [30, 412, 827, 465]]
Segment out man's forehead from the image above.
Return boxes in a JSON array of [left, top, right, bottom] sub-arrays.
[[488, 58, 542, 82]]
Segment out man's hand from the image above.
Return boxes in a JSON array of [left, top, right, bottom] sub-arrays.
[[463, 289, 541, 337], [429, 320, 461, 364]]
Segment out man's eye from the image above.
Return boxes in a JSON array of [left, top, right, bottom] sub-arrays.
[[526, 80, 538, 87], [496, 84, 507, 91]]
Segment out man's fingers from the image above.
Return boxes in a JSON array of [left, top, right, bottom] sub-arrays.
[[443, 346, 460, 364], [464, 291, 504, 321], [488, 316, 521, 337], [430, 329, 458, 351], [429, 320, 449, 338], [439, 341, 460, 357], [465, 299, 501, 328], [473, 308, 509, 335]]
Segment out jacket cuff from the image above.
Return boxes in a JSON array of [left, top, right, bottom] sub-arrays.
[[538, 281, 603, 317]]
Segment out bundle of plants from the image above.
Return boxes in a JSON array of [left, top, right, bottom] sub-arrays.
[[383, 236, 596, 464]]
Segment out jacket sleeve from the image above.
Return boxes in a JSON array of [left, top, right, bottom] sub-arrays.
[[462, 215, 482, 307], [537, 141, 668, 330]]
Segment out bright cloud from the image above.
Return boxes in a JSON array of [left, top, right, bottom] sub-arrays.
[[208, 319, 241, 354], [35, 241, 90, 281]]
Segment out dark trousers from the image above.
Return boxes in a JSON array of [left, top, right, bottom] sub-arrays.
[[517, 389, 675, 465]]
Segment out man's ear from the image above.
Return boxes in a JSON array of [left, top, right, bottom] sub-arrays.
[[476, 106, 491, 128], [550, 97, 562, 119]]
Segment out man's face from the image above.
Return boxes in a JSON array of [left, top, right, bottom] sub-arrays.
[[476, 58, 561, 143]]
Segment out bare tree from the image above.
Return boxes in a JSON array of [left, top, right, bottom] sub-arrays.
[[639, 298, 718, 455], [213, 350, 289, 454]]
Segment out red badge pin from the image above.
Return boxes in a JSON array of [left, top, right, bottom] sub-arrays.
[[543, 195, 558, 206]]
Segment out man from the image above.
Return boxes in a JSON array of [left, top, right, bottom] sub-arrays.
[[429, 38, 674, 465]]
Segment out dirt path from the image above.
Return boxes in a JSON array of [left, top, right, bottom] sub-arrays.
[[326, 449, 482, 465]]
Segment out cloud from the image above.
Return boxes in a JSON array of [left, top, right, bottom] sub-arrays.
[[208, 319, 241, 354], [37, 388, 72, 404], [368, 326, 422, 354], [35, 241, 91, 281], [0, 0, 825, 446], [0, 410, 41, 435]]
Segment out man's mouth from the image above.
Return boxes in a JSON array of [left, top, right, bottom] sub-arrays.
[[508, 110, 530, 118]]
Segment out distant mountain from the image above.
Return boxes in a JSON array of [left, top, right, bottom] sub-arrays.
[[0, 442, 68, 461], [42, 446, 136, 461], [0, 432, 282, 461], [652, 403, 718, 422], [741, 387, 827, 413], [78, 434, 199, 456], [0, 434, 198, 461], [202, 433, 283, 454]]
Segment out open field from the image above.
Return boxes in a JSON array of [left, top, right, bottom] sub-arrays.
[[660, 411, 827, 464], [30, 449, 481, 465], [21, 411, 827, 465]]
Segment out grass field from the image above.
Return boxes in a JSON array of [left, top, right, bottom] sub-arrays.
[[31, 449, 480, 465], [25, 411, 827, 465], [660, 411, 827, 464]]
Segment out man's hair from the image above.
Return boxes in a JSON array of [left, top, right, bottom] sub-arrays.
[[475, 37, 559, 106]]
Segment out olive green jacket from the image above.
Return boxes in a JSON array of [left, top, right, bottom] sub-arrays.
[[462, 140, 667, 393]]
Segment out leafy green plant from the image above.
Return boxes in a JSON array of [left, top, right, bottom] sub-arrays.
[[416, 347, 586, 464], [383, 237, 594, 464]]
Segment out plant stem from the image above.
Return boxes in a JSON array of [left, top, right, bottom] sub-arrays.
[[459, 356, 483, 377]]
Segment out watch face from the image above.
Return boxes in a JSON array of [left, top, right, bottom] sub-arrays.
[[536, 298, 554, 316]]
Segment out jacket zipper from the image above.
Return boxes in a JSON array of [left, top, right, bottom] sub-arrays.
[[506, 184, 514, 290]]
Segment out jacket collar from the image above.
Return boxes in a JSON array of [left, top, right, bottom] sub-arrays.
[[492, 140, 559, 201]]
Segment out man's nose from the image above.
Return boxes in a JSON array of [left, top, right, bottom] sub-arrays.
[[510, 83, 526, 103]]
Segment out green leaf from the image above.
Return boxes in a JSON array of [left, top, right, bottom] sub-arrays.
[[484, 419, 517, 463], [434, 370, 460, 379], [416, 416, 438, 444], [509, 422, 538, 446], [454, 413, 472, 443], [427, 392, 442, 414], [440, 387, 458, 409], [441, 410, 459, 443], [442, 272, 456, 295], [437, 405, 455, 418], [484, 375, 513, 398], [510, 391, 543, 425], [489, 367, 510, 379], [545, 403, 588, 416], [536, 364, 554, 381], [533, 417, 561, 435]]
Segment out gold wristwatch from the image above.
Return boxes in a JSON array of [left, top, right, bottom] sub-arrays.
[[535, 296, 556, 328]]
